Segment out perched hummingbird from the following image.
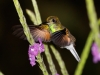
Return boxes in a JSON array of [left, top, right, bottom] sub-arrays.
[[12, 23, 51, 42], [46, 16, 80, 62]]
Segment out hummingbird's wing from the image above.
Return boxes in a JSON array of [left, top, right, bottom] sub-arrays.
[[51, 28, 76, 47], [12, 25, 26, 39], [12, 24, 51, 42], [51, 28, 80, 62]]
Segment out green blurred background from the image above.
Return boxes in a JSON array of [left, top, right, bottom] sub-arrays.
[[0, 0, 100, 75]]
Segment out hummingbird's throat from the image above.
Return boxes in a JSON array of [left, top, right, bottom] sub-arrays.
[[49, 24, 62, 33]]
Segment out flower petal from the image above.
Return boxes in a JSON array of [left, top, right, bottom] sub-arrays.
[[28, 38, 45, 66], [91, 42, 100, 63]]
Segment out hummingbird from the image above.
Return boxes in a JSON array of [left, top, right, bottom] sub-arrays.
[[46, 16, 80, 62], [12, 23, 51, 42]]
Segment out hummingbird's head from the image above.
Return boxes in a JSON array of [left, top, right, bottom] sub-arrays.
[[46, 16, 64, 33], [46, 16, 60, 25]]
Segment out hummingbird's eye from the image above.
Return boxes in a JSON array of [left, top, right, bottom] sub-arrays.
[[52, 19, 56, 23]]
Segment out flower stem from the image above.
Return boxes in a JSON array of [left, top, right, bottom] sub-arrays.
[[50, 45, 69, 75], [31, 0, 42, 25], [36, 53, 49, 75], [0, 71, 4, 75], [44, 44, 57, 75], [31, 1, 58, 75], [74, 31, 93, 75], [13, 0, 34, 44], [26, 9, 37, 25], [74, 0, 100, 74], [86, 0, 100, 47], [13, 0, 49, 75]]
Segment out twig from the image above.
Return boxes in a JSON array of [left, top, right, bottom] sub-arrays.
[[44, 44, 57, 75], [74, 31, 93, 75], [13, 0, 49, 75], [50, 45, 69, 75]]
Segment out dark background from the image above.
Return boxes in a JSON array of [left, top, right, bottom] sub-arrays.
[[0, 0, 100, 75]]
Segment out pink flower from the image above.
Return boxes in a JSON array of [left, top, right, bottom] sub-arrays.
[[29, 54, 36, 66], [28, 38, 44, 66], [91, 42, 100, 63]]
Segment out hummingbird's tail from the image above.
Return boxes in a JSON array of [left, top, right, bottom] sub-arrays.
[[65, 44, 80, 62]]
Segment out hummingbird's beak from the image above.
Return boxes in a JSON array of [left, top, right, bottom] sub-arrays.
[[46, 22, 50, 25]]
